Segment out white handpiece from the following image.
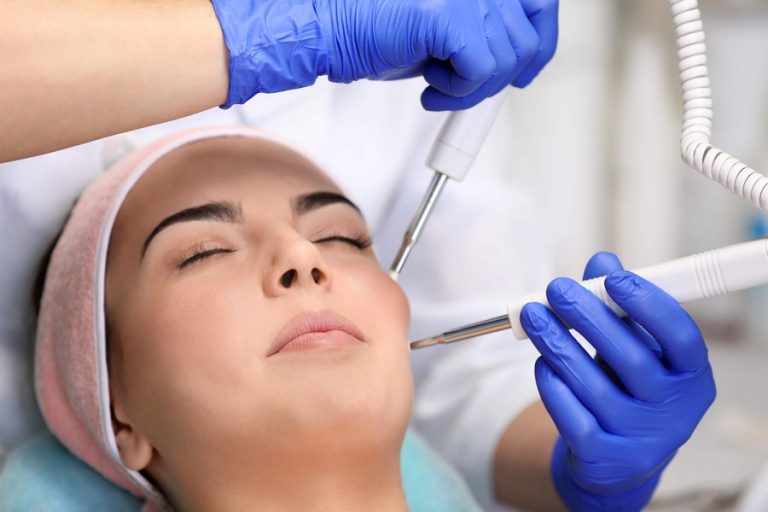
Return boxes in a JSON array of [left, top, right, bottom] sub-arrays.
[[426, 93, 507, 181], [506, 239, 768, 340], [390, 93, 508, 278]]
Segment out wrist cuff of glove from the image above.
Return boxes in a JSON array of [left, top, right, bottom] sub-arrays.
[[211, 0, 330, 107], [551, 438, 662, 512]]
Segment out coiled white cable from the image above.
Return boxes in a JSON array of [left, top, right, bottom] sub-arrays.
[[670, 0, 768, 210]]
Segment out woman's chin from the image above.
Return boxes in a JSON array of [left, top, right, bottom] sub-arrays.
[[270, 377, 409, 442], [261, 339, 412, 450]]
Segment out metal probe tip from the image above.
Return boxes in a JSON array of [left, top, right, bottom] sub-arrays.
[[410, 335, 445, 350]]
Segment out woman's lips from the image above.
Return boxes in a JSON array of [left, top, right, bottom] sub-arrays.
[[269, 310, 365, 356]]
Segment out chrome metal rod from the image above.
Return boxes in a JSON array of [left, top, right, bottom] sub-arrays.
[[410, 314, 511, 350], [390, 172, 450, 278]]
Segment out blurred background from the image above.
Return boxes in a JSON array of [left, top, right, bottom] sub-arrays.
[[0, 1, 765, 511], [478, 0, 768, 509]]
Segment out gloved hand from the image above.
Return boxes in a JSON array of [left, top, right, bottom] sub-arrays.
[[520, 252, 716, 512], [211, 0, 558, 110]]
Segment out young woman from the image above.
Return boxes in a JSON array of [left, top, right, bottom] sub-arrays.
[[18, 125, 715, 512], [33, 127, 423, 511]]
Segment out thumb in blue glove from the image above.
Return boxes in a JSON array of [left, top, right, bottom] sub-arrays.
[[211, 0, 558, 110], [521, 252, 716, 512]]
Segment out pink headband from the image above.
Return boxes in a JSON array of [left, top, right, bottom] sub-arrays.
[[34, 126, 317, 511]]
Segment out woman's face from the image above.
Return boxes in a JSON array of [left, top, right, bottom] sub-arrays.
[[105, 137, 412, 491]]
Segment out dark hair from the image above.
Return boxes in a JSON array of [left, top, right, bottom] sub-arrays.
[[32, 229, 63, 315]]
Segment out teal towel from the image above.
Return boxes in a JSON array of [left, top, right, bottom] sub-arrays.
[[0, 433, 141, 512], [0, 429, 481, 511], [401, 429, 482, 511]]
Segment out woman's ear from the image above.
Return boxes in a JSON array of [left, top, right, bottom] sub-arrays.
[[111, 394, 154, 471]]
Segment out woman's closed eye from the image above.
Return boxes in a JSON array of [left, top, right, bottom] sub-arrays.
[[174, 232, 371, 270], [313, 233, 372, 250], [176, 242, 235, 269]]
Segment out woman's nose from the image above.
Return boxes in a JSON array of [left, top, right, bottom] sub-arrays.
[[264, 235, 331, 296]]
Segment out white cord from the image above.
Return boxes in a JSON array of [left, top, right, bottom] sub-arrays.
[[669, 0, 768, 210]]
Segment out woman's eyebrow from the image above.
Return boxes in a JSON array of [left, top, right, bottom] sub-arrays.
[[140, 193, 360, 260], [141, 200, 243, 258], [293, 191, 361, 217]]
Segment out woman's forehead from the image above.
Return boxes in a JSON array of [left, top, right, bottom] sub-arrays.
[[111, 137, 341, 248], [120, 138, 337, 216], [142, 137, 335, 191]]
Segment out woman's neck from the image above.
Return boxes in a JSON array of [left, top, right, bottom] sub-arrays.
[[167, 447, 408, 512]]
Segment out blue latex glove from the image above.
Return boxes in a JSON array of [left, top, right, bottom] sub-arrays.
[[520, 252, 716, 512], [211, 0, 558, 109]]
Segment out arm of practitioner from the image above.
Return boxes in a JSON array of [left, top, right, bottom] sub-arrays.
[[1, 0, 229, 162], [497, 252, 716, 511], [1, 0, 558, 162]]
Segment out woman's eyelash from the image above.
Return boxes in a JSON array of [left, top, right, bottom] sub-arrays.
[[176, 233, 370, 269], [314, 234, 372, 250], [177, 244, 234, 269]]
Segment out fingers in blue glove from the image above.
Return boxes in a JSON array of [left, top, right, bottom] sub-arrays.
[[437, 23, 498, 96], [521, 303, 633, 424], [604, 271, 709, 373], [537, 359, 668, 497], [545, 277, 670, 403], [514, 0, 559, 87], [583, 252, 628, 388], [423, 3, 511, 97], [583, 252, 664, 362], [494, 0, 542, 83], [534, 357, 605, 458], [422, 1, 522, 109], [421, 0, 550, 110], [422, 57, 500, 99], [421, 79, 507, 110], [582, 251, 624, 280]]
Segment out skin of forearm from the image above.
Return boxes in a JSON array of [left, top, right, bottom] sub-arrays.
[[494, 400, 566, 511], [1, 0, 229, 162]]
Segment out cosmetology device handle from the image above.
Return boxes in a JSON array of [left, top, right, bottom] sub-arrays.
[[426, 93, 507, 181], [506, 238, 768, 339]]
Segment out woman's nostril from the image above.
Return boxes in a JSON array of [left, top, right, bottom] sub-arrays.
[[278, 268, 323, 288], [279, 269, 296, 288]]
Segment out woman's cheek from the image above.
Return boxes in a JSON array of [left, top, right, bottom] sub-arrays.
[[136, 281, 220, 352], [382, 276, 410, 334], [340, 263, 410, 337]]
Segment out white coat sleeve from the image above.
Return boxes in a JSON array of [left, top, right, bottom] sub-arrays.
[[376, 169, 554, 511]]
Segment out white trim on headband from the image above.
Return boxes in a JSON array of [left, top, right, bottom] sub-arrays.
[[92, 126, 316, 502]]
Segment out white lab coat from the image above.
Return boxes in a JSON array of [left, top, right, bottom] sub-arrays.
[[0, 77, 552, 510]]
